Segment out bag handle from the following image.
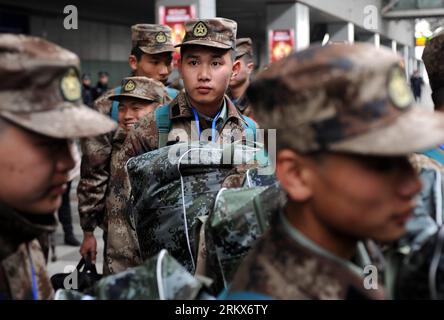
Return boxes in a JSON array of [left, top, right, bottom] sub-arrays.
[[76, 256, 99, 275]]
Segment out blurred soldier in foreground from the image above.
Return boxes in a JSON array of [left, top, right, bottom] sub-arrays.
[[225, 43, 444, 299], [0, 34, 116, 300]]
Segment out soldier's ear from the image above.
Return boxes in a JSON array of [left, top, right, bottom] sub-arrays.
[[276, 149, 313, 201], [246, 62, 254, 75], [231, 59, 241, 80], [128, 55, 138, 73]]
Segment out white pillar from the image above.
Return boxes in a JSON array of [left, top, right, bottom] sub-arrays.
[[295, 3, 310, 51], [347, 22, 354, 44], [391, 40, 397, 53], [374, 33, 380, 48]]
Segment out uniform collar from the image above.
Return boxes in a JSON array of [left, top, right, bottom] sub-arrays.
[[279, 209, 363, 277], [169, 91, 247, 127], [0, 202, 57, 260]]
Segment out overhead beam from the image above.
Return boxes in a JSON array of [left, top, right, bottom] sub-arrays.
[[383, 8, 444, 19]]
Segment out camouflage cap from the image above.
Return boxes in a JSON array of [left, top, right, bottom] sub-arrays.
[[249, 43, 444, 156], [235, 38, 253, 59], [0, 34, 116, 139], [131, 24, 175, 54], [422, 30, 444, 92], [109, 76, 166, 104], [175, 18, 237, 50]]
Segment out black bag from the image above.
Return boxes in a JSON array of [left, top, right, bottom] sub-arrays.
[[50, 257, 102, 292], [394, 225, 444, 299]]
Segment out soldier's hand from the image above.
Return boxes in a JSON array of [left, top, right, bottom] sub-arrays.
[[80, 231, 97, 263]]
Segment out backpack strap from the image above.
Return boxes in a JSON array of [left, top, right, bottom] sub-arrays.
[[241, 114, 257, 144], [241, 115, 256, 135], [166, 87, 179, 100], [155, 104, 172, 148], [110, 86, 122, 122]]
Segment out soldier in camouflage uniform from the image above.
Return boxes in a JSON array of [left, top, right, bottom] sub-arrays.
[[228, 38, 254, 118], [226, 43, 444, 300], [119, 18, 256, 158], [78, 24, 177, 271], [0, 34, 116, 299], [102, 77, 167, 274]]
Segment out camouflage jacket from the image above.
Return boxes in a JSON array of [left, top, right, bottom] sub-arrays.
[[0, 202, 57, 300], [102, 127, 141, 275], [77, 88, 117, 232], [227, 88, 254, 119], [228, 210, 385, 300], [119, 90, 254, 159]]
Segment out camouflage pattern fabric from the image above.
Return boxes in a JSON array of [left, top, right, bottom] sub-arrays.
[[126, 141, 258, 274], [109, 76, 166, 103], [227, 88, 254, 118], [0, 202, 57, 300], [248, 43, 444, 155], [103, 127, 142, 275], [131, 24, 175, 54], [0, 34, 116, 139], [243, 167, 277, 187], [235, 37, 253, 59], [205, 184, 284, 293], [175, 18, 237, 50], [228, 211, 385, 300], [55, 250, 214, 300]]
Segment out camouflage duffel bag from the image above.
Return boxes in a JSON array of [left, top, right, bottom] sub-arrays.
[[55, 249, 214, 300], [204, 183, 285, 293], [126, 141, 259, 274]]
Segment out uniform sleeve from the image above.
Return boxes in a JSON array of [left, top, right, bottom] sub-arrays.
[[77, 94, 115, 232]]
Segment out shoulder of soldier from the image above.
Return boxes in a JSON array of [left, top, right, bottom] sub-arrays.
[[409, 153, 444, 174], [93, 87, 118, 115], [125, 108, 159, 153]]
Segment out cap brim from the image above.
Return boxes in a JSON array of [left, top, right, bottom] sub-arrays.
[[139, 46, 175, 54], [330, 107, 444, 155], [175, 40, 232, 50], [0, 103, 117, 139], [108, 93, 157, 103]]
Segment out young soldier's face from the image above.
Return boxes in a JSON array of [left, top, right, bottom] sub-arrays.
[[0, 123, 75, 214], [229, 56, 253, 88], [277, 151, 422, 242], [179, 45, 239, 110], [117, 97, 158, 131], [131, 52, 173, 85]]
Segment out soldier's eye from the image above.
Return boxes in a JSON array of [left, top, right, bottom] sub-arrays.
[[188, 60, 198, 66], [359, 156, 407, 173]]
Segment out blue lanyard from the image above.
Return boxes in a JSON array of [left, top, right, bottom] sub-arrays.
[[27, 243, 38, 300], [191, 108, 222, 143]]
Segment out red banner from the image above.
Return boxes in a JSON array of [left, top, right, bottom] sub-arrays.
[[159, 5, 196, 67], [268, 29, 294, 63]]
